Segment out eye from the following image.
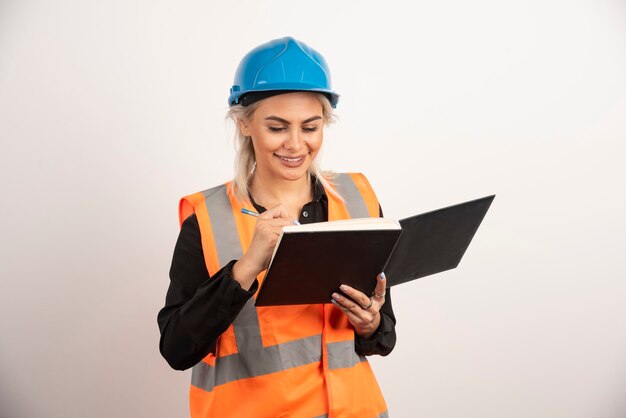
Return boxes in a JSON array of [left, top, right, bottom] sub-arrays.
[[302, 126, 319, 133], [268, 126, 286, 132]]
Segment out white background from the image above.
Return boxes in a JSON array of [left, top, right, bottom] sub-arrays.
[[1, 1, 625, 417]]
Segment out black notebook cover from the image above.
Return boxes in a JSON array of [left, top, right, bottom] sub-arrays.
[[255, 195, 495, 306], [384, 195, 495, 287], [255, 228, 402, 306]]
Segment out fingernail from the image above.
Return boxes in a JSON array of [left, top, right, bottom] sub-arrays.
[[379, 272, 386, 281], [330, 299, 338, 305], [332, 293, 340, 299], [293, 220, 301, 225], [339, 284, 347, 291]]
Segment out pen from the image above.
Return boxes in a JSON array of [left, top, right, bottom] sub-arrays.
[[240, 208, 259, 217], [240, 208, 301, 225]]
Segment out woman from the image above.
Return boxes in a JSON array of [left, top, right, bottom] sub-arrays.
[[158, 36, 396, 418]]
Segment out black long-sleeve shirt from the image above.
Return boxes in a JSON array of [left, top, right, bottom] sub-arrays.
[[158, 182, 397, 371]]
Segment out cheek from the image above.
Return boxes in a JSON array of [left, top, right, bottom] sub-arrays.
[[306, 134, 324, 153], [251, 134, 280, 155]]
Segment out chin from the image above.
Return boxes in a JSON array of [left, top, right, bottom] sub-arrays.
[[270, 158, 313, 182], [276, 165, 309, 181], [281, 168, 310, 181]]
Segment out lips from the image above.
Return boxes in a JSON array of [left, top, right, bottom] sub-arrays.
[[274, 153, 307, 168]]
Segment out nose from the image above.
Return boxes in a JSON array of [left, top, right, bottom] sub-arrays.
[[283, 126, 303, 152]]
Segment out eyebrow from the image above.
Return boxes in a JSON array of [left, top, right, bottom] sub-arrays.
[[264, 115, 322, 124]]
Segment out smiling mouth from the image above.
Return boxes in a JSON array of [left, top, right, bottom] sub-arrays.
[[274, 154, 305, 162]]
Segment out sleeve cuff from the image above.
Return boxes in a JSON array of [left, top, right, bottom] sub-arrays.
[[222, 260, 259, 297], [355, 313, 386, 354]]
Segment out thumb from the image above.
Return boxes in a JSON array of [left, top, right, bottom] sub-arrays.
[[373, 272, 387, 299]]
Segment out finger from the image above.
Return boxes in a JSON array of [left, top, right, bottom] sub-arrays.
[[372, 272, 387, 300], [255, 219, 293, 236], [330, 298, 378, 331], [262, 223, 295, 240], [266, 219, 295, 228], [339, 284, 373, 311], [331, 299, 363, 321], [332, 291, 373, 316], [331, 292, 359, 310], [331, 295, 363, 316], [259, 204, 291, 221]]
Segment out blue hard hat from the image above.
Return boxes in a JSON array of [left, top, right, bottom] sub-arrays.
[[228, 37, 339, 108]]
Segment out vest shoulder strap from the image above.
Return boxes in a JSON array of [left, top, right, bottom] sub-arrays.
[[178, 184, 228, 227], [178, 183, 240, 276], [328, 173, 380, 218]]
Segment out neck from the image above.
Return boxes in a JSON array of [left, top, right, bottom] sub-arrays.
[[250, 170, 313, 214]]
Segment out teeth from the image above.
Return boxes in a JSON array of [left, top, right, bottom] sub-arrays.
[[279, 156, 303, 162]]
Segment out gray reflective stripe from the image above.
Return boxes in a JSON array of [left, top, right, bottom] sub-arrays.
[[233, 298, 264, 351], [192, 334, 323, 392], [313, 415, 328, 418], [326, 340, 366, 370], [202, 185, 243, 266], [334, 173, 370, 218], [201, 185, 263, 351]]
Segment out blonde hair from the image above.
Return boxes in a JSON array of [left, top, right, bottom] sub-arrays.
[[226, 93, 340, 204]]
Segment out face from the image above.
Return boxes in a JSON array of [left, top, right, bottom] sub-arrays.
[[241, 92, 324, 183]]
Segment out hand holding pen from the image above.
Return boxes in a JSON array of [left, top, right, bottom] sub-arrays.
[[241, 208, 301, 225], [231, 205, 297, 290]]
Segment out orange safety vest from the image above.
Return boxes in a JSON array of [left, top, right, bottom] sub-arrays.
[[178, 173, 389, 418]]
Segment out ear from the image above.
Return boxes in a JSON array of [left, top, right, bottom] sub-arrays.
[[237, 119, 249, 137]]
